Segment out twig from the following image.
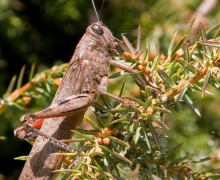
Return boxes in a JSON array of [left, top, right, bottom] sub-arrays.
[[165, 64, 210, 98]]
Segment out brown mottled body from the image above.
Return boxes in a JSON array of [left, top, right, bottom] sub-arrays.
[[16, 22, 117, 180]]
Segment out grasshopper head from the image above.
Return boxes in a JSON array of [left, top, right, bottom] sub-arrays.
[[86, 21, 118, 55]]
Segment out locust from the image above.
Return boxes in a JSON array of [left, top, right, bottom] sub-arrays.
[[14, 1, 144, 179]]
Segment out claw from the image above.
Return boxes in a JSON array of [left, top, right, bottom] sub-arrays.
[[14, 125, 28, 139], [14, 124, 38, 142], [20, 114, 37, 124]]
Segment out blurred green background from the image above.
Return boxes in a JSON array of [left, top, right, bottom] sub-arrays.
[[0, 0, 220, 179]]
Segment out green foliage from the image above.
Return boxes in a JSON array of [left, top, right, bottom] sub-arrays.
[[1, 0, 220, 179], [2, 22, 220, 179]]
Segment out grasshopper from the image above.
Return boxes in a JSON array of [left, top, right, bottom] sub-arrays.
[[14, 1, 143, 179]]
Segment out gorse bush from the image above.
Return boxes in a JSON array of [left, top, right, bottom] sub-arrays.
[[1, 20, 220, 179]]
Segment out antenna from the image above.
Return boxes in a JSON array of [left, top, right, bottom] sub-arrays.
[[101, 0, 105, 16], [91, 0, 100, 22]]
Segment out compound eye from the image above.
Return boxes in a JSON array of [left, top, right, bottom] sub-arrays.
[[91, 24, 104, 35]]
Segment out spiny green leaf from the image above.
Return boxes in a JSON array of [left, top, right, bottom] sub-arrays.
[[89, 151, 104, 157], [200, 23, 208, 41], [177, 64, 185, 74], [29, 63, 36, 81], [14, 156, 28, 161], [105, 114, 114, 127], [192, 55, 203, 65], [182, 94, 201, 117], [145, 37, 150, 62], [151, 55, 159, 72], [121, 34, 135, 54], [169, 60, 177, 77], [17, 65, 26, 89], [35, 87, 44, 94], [111, 117, 128, 124], [199, 23, 211, 57], [140, 122, 151, 151], [11, 102, 26, 110], [116, 37, 129, 52], [158, 70, 176, 89], [171, 72, 181, 82], [4, 75, 17, 98], [175, 86, 188, 102], [54, 169, 80, 173], [183, 41, 190, 75], [168, 31, 178, 57], [192, 84, 214, 96], [147, 121, 161, 150], [140, 90, 146, 98], [52, 152, 79, 156], [167, 143, 183, 155], [92, 159, 111, 180], [109, 71, 123, 79], [134, 126, 141, 144], [153, 118, 169, 130], [99, 131, 111, 138], [125, 123, 135, 142], [143, 96, 152, 110], [200, 40, 220, 48], [95, 115, 105, 128], [171, 37, 185, 58], [191, 156, 217, 164], [109, 136, 130, 147], [183, 41, 190, 62], [202, 67, 211, 98], [71, 130, 93, 141], [206, 23, 220, 35], [113, 81, 126, 107], [155, 40, 160, 54], [93, 103, 106, 111], [144, 86, 152, 98], [151, 106, 171, 113], [100, 94, 111, 109], [45, 82, 51, 93], [84, 116, 102, 131], [100, 145, 131, 164], [214, 27, 220, 39], [208, 77, 220, 89], [177, 59, 196, 73]]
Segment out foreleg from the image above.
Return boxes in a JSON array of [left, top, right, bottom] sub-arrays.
[[98, 76, 140, 109], [108, 59, 160, 92]]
